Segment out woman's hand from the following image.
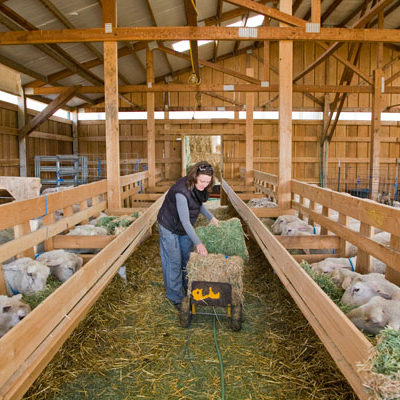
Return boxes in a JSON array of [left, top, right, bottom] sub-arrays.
[[210, 217, 219, 227], [196, 243, 208, 256]]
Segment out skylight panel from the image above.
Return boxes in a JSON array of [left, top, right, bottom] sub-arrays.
[[172, 40, 212, 52]]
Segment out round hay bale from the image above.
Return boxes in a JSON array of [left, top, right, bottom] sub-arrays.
[[187, 252, 244, 306], [195, 217, 248, 261]]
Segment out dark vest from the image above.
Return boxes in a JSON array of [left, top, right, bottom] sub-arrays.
[[157, 177, 204, 235]]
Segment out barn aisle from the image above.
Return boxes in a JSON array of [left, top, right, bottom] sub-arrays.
[[25, 210, 356, 400]]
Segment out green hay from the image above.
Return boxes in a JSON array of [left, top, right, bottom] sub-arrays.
[[300, 261, 354, 314], [96, 215, 138, 235], [22, 276, 63, 310], [358, 328, 400, 400], [195, 217, 248, 261]]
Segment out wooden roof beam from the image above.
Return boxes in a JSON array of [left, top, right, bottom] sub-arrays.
[[143, 0, 174, 75], [0, 4, 105, 87], [19, 86, 79, 139], [1, 26, 400, 44], [321, 0, 344, 23], [213, 0, 224, 62], [293, 0, 396, 83], [223, 0, 307, 27], [157, 44, 260, 84], [38, 0, 131, 85]]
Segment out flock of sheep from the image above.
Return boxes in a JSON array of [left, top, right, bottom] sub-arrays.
[[0, 201, 134, 338], [249, 197, 400, 336]]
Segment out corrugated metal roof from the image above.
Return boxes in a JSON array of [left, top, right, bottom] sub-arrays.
[[0, 0, 398, 107]]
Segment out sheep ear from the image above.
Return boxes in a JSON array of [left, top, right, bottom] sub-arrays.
[[377, 289, 391, 300], [342, 277, 353, 290]]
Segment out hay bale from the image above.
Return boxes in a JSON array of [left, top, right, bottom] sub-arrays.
[[358, 327, 400, 400], [195, 217, 248, 261], [187, 252, 244, 305], [247, 198, 277, 208]]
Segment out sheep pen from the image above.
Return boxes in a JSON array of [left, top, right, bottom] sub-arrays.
[[24, 207, 357, 400]]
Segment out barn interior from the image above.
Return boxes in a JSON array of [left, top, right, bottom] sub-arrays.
[[0, 1, 400, 399]]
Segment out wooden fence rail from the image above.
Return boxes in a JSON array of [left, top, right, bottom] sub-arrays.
[[0, 171, 163, 400], [222, 178, 372, 400]]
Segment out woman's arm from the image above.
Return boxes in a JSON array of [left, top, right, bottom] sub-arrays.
[[175, 193, 202, 246], [200, 205, 219, 226]]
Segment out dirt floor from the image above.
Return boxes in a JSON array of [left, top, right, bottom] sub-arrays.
[[24, 208, 357, 400]]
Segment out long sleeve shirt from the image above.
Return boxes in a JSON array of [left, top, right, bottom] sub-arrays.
[[175, 193, 213, 246]]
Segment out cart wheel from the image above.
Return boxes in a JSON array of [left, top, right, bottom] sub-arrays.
[[230, 304, 242, 331], [179, 296, 191, 328]]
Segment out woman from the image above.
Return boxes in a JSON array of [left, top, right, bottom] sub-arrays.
[[157, 161, 219, 309]]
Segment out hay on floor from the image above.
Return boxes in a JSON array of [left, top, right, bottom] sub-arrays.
[[186, 252, 244, 306], [195, 217, 248, 261]]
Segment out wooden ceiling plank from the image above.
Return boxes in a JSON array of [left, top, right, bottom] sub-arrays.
[[19, 86, 79, 139]]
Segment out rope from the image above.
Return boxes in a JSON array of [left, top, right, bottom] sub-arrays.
[[213, 315, 226, 400], [348, 258, 355, 272], [190, 0, 198, 15]]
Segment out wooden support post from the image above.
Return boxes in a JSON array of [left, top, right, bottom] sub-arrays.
[[245, 67, 254, 186], [338, 212, 350, 257], [103, 0, 121, 209], [164, 111, 171, 180], [72, 109, 79, 155], [181, 136, 186, 177], [147, 46, 156, 187], [311, 0, 321, 23], [0, 265, 6, 295], [17, 91, 27, 177], [356, 222, 373, 274], [278, 0, 292, 209], [370, 69, 383, 201], [321, 94, 330, 187], [386, 235, 400, 286]]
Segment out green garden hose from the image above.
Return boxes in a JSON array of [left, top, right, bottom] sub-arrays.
[[213, 316, 226, 400]]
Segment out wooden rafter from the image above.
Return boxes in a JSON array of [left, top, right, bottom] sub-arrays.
[[142, 0, 174, 74], [38, 0, 131, 85], [213, 0, 224, 62], [321, 0, 344, 23], [19, 86, 79, 139], [223, 0, 307, 27], [157, 44, 260, 84]]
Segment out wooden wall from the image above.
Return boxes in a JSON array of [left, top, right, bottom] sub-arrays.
[[0, 100, 73, 178]]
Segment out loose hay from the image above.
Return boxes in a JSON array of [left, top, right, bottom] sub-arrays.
[[195, 217, 248, 261], [25, 217, 357, 400], [358, 328, 400, 400], [186, 252, 244, 305]]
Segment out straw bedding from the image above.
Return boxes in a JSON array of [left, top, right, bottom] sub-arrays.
[[24, 206, 357, 400]]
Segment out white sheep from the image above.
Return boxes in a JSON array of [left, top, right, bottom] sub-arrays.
[[0, 294, 31, 337], [37, 250, 83, 282], [341, 278, 400, 307], [271, 215, 302, 235], [311, 257, 357, 274], [329, 268, 361, 288], [347, 296, 400, 335], [281, 220, 317, 236], [67, 225, 108, 236], [393, 201, 400, 208], [2, 258, 50, 295], [247, 198, 277, 208]]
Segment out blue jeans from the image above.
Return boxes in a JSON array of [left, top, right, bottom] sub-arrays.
[[158, 223, 193, 304]]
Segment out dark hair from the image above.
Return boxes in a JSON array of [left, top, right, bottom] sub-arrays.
[[186, 161, 214, 192]]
